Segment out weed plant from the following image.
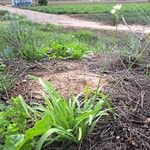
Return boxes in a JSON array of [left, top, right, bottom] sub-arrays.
[[0, 59, 16, 94], [0, 78, 112, 150], [0, 21, 51, 60], [23, 3, 150, 25], [0, 21, 94, 60]]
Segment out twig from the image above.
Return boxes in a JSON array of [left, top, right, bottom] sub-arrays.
[[121, 15, 144, 42]]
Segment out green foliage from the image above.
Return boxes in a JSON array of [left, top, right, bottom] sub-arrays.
[[0, 74, 16, 93], [0, 78, 113, 150], [0, 59, 6, 72], [73, 30, 98, 43], [0, 10, 8, 16], [24, 3, 150, 25], [38, 0, 48, 6], [25, 3, 150, 14], [17, 78, 112, 149], [0, 96, 31, 148], [0, 21, 91, 60], [0, 11, 22, 22], [19, 42, 49, 60], [23, 3, 114, 14], [0, 10, 9, 21], [1, 17, 144, 61], [50, 40, 87, 59], [0, 21, 50, 60], [37, 23, 63, 33], [0, 58, 16, 93]]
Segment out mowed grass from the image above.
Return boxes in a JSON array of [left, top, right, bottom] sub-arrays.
[[23, 3, 150, 25]]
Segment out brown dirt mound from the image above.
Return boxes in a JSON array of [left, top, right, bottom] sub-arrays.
[[9, 58, 112, 101]]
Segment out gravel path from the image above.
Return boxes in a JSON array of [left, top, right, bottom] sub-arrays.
[[0, 5, 150, 33]]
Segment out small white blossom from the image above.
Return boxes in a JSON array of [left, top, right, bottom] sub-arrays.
[[110, 4, 122, 14], [113, 4, 122, 10], [110, 9, 116, 14]]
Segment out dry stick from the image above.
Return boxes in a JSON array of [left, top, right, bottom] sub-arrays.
[[105, 43, 148, 100], [119, 24, 148, 112], [19, 64, 38, 77], [140, 90, 145, 109], [93, 52, 113, 100], [121, 15, 144, 42], [104, 12, 149, 102], [130, 127, 150, 140], [134, 90, 145, 112]]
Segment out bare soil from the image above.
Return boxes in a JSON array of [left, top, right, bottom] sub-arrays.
[[6, 54, 113, 101], [1, 53, 150, 150]]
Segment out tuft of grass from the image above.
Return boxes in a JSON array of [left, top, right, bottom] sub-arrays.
[[73, 30, 98, 43], [0, 10, 9, 21], [36, 79, 112, 147], [0, 21, 51, 61], [0, 74, 16, 94], [0, 78, 113, 150], [0, 59, 16, 94], [0, 10, 9, 17], [49, 34, 88, 59]]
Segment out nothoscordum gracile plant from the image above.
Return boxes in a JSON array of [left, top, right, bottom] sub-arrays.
[[111, 4, 122, 33], [0, 78, 113, 150]]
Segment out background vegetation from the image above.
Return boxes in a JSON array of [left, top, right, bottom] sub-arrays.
[[23, 3, 150, 25]]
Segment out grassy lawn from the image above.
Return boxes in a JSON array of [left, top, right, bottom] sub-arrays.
[[23, 3, 150, 25]]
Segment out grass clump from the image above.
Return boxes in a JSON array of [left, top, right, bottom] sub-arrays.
[[0, 78, 113, 150], [0, 10, 9, 17], [0, 96, 34, 150], [0, 21, 51, 61], [0, 10, 9, 21], [0, 74, 16, 93], [49, 34, 88, 59], [0, 59, 16, 94], [73, 30, 98, 43]]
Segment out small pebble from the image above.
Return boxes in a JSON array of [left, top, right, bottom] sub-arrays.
[[116, 136, 120, 140]]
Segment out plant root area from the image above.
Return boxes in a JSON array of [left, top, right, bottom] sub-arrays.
[[1, 53, 150, 150]]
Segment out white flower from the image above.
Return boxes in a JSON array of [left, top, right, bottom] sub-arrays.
[[113, 4, 122, 10], [111, 9, 116, 14], [110, 4, 122, 14]]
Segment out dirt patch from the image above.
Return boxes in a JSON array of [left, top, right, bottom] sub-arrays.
[[8, 58, 112, 101], [13, 70, 110, 100], [2, 53, 150, 150]]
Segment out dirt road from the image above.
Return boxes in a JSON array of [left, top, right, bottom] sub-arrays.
[[0, 5, 150, 33]]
